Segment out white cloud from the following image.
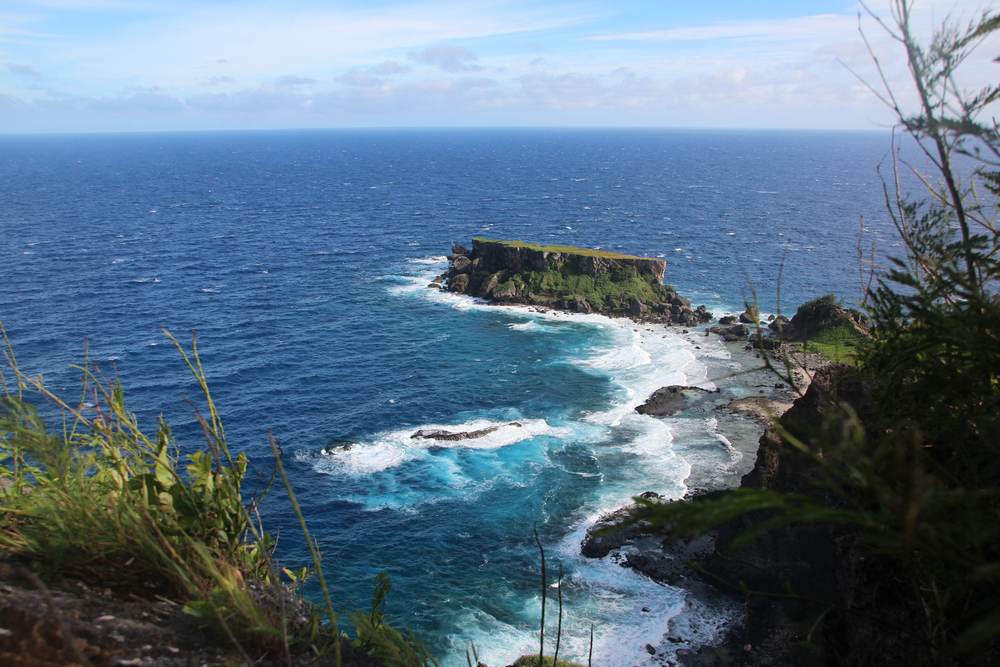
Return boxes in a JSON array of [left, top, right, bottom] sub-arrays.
[[3, 0, 998, 132], [408, 45, 483, 72]]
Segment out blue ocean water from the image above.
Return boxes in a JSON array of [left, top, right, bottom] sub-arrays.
[[1, 128, 908, 665]]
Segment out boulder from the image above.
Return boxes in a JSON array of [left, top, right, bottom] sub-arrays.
[[449, 273, 470, 294], [452, 243, 470, 256], [629, 297, 647, 317], [669, 293, 692, 308], [452, 256, 471, 273], [574, 298, 592, 314], [728, 324, 750, 337], [478, 273, 499, 297], [768, 315, 790, 332], [739, 305, 760, 324], [719, 315, 738, 325]]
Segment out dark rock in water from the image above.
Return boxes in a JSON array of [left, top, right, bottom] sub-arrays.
[[452, 256, 471, 273], [728, 324, 750, 337], [670, 293, 692, 308], [411, 422, 522, 441], [636, 385, 717, 416], [740, 305, 760, 324], [629, 297, 647, 317], [723, 333, 740, 342], [321, 441, 354, 455], [452, 243, 470, 256], [574, 298, 592, 314], [581, 492, 663, 558], [768, 315, 790, 331], [449, 273, 470, 293], [719, 315, 738, 325]]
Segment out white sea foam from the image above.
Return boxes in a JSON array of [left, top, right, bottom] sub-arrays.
[[407, 255, 449, 265], [310, 418, 563, 478]]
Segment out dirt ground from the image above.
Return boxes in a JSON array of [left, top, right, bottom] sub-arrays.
[[0, 563, 382, 667]]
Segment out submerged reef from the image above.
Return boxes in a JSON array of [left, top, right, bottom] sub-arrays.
[[435, 239, 714, 326]]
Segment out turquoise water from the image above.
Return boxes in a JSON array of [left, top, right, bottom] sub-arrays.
[[0, 128, 909, 665]]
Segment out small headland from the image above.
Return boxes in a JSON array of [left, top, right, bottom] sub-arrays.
[[431, 240, 714, 326]]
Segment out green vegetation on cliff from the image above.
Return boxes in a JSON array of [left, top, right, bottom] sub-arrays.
[[497, 265, 672, 312], [789, 293, 870, 361]]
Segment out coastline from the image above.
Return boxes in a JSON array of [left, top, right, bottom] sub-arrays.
[[430, 273, 812, 665]]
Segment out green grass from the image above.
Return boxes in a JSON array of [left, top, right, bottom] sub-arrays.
[[797, 324, 868, 363], [473, 239, 654, 260]]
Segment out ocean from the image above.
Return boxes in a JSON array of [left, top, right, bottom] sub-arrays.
[[1, 128, 907, 665]]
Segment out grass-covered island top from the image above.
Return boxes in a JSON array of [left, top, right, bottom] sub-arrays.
[[472, 238, 650, 260], [435, 239, 714, 326]]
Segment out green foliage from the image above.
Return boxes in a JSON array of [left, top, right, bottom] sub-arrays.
[[0, 337, 262, 596], [794, 293, 843, 324]]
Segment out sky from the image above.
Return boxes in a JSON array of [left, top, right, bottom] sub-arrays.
[[1, 0, 999, 133]]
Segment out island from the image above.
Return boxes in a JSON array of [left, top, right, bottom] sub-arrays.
[[433, 239, 714, 326]]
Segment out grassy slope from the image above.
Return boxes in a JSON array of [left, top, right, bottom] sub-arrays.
[[798, 324, 867, 363]]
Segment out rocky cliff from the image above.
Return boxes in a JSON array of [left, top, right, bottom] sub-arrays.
[[469, 238, 667, 283], [435, 240, 713, 326]]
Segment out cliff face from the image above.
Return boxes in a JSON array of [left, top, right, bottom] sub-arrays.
[[436, 240, 712, 326], [470, 239, 667, 283]]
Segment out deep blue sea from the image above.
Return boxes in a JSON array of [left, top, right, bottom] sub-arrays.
[[1, 128, 912, 665]]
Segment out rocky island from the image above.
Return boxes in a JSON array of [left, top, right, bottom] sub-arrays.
[[433, 239, 714, 326]]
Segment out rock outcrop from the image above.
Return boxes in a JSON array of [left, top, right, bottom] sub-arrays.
[[634, 385, 718, 416], [411, 422, 522, 441], [436, 239, 714, 326]]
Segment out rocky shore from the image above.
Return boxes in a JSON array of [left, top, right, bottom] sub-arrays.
[[577, 352, 883, 667]]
